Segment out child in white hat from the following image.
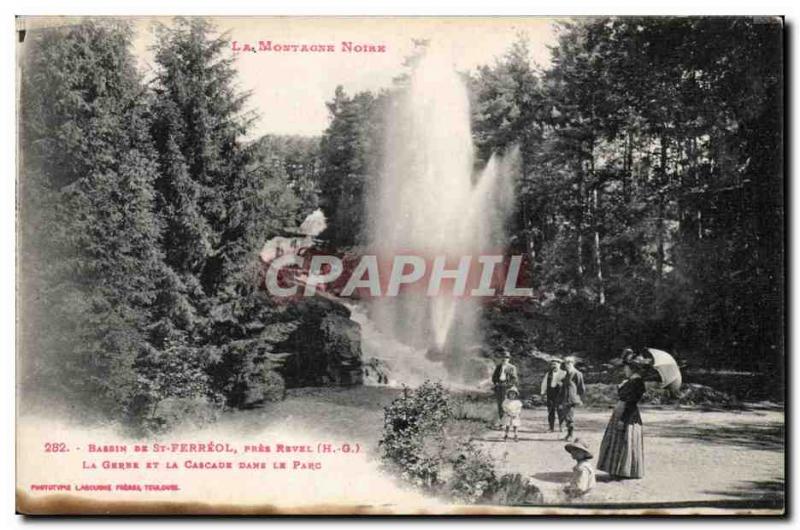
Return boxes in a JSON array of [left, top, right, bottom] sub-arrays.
[[563, 438, 596, 498], [502, 387, 523, 442]]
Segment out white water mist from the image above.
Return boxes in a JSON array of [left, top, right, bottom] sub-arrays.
[[364, 46, 517, 385]]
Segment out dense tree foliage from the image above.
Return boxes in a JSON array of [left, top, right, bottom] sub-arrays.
[[318, 86, 388, 246], [252, 134, 321, 218], [19, 17, 784, 426], [19, 21, 169, 416], [315, 18, 783, 372], [18, 19, 317, 427], [472, 18, 783, 370]]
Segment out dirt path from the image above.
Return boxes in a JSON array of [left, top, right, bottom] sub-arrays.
[[472, 405, 785, 508], [219, 388, 783, 509]]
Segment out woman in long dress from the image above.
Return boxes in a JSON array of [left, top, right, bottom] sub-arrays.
[[597, 351, 647, 479]]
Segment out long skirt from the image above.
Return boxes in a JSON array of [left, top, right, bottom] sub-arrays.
[[597, 401, 644, 478]]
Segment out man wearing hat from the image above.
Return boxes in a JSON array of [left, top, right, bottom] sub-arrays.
[[558, 356, 585, 441], [540, 358, 566, 432], [491, 350, 519, 419], [563, 438, 595, 498]]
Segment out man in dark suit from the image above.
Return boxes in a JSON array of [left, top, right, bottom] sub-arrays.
[[492, 350, 518, 419], [558, 356, 586, 441], [540, 358, 566, 432]]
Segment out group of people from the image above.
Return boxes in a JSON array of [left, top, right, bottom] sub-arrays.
[[491, 348, 649, 498]]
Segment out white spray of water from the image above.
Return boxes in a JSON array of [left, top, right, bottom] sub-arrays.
[[346, 302, 451, 388], [364, 46, 517, 386], [259, 208, 327, 263]]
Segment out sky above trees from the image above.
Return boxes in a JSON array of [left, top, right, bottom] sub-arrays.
[[127, 17, 559, 136]]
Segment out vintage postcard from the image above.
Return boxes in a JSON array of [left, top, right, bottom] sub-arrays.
[[15, 15, 785, 515]]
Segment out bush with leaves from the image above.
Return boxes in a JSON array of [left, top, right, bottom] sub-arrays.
[[447, 442, 498, 504], [243, 368, 287, 405], [379, 381, 452, 489], [127, 338, 223, 433], [379, 382, 515, 505], [144, 396, 224, 434]]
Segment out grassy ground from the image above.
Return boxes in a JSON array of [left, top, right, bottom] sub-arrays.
[[220, 386, 404, 452]]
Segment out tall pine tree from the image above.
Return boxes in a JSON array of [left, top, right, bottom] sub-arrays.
[[19, 20, 167, 417], [150, 18, 297, 408]]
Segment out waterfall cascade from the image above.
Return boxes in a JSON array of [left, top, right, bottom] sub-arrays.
[[362, 46, 517, 386]]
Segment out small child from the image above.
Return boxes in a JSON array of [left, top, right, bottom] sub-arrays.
[[502, 387, 523, 442], [563, 438, 596, 498]]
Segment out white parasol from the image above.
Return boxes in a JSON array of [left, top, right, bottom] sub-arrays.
[[646, 348, 682, 393]]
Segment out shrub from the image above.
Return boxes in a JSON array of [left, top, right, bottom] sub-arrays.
[[578, 382, 740, 408], [379, 381, 452, 489], [243, 369, 286, 405], [485, 473, 544, 506], [523, 394, 547, 409], [447, 442, 498, 504], [380, 382, 509, 505], [126, 339, 220, 432], [665, 383, 740, 407], [140, 395, 224, 434], [450, 394, 497, 423]]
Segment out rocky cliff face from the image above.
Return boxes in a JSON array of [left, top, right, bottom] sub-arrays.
[[257, 215, 363, 389], [277, 296, 364, 387]]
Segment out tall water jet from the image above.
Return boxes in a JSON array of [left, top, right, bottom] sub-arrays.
[[365, 46, 517, 385]]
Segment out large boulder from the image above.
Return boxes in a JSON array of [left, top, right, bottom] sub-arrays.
[[319, 314, 363, 385], [277, 296, 364, 387]]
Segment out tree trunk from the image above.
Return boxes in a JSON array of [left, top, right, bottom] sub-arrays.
[[576, 164, 584, 281], [623, 131, 633, 203], [655, 134, 668, 282], [520, 149, 537, 286], [593, 186, 605, 305], [521, 196, 536, 287], [586, 137, 604, 305], [697, 209, 703, 239]]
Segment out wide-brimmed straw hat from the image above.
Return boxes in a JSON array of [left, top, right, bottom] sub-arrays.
[[505, 386, 520, 398], [564, 438, 593, 460]]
